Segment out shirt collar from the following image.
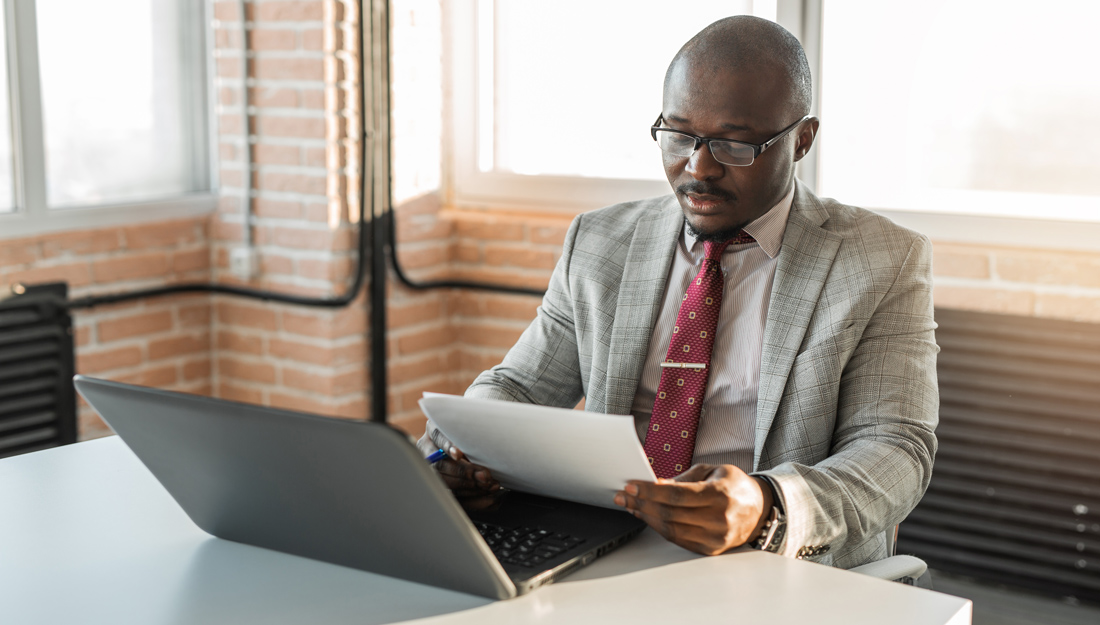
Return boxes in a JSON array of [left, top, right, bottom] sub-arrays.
[[683, 184, 794, 260]]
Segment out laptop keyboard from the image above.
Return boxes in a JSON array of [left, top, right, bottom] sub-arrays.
[[474, 522, 585, 568]]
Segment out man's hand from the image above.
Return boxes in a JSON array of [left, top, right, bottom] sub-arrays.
[[613, 464, 773, 556], [432, 446, 502, 511]]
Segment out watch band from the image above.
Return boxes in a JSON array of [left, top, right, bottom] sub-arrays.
[[752, 505, 786, 553]]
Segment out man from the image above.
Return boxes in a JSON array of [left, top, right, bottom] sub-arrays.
[[422, 16, 937, 569]]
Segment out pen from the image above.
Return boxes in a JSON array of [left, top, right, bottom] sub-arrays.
[[425, 448, 448, 464]]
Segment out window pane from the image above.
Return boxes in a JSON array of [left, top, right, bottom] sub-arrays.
[[0, 7, 14, 213], [37, 0, 197, 208], [818, 0, 1100, 219], [484, 1, 764, 181]]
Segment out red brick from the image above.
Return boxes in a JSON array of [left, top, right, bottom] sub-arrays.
[[74, 325, 91, 347], [215, 57, 242, 79], [173, 249, 210, 274], [396, 216, 451, 243], [305, 202, 329, 222], [387, 299, 446, 330], [40, 230, 120, 258], [395, 377, 462, 414], [332, 397, 369, 420], [996, 251, 1100, 288], [92, 253, 170, 283], [216, 301, 279, 331], [282, 307, 367, 339], [253, 1, 324, 21], [304, 147, 327, 167], [183, 357, 212, 382], [482, 294, 540, 320], [449, 267, 550, 291], [251, 58, 324, 81], [301, 89, 325, 109], [259, 253, 295, 276], [396, 244, 448, 270], [124, 220, 202, 249], [451, 241, 481, 263], [254, 115, 325, 139], [388, 352, 452, 386], [219, 169, 245, 188], [218, 356, 277, 384], [117, 364, 178, 388], [301, 28, 324, 51], [253, 199, 302, 219], [484, 243, 556, 270], [0, 240, 39, 265], [298, 257, 354, 281], [253, 143, 300, 165], [250, 29, 296, 50], [8, 262, 93, 289], [269, 391, 333, 415], [455, 218, 524, 241], [459, 350, 505, 376], [530, 223, 571, 245], [98, 311, 173, 343], [934, 286, 1034, 316], [179, 302, 211, 328], [453, 322, 525, 350], [394, 324, 454, 355], [931, 244, 990, 279], [389, 414, 428, 438], [149, 333, 210, 361], [281, 365, 333, 394], [76, 346, 143, 373], [261, 225, 336, 249], [211, 219, 244, 242], [218, 381, 264, 405], [1034, 293, 1100, 322], [213, 28, 239, 49], [216, 330, 265, 355], [251, 87, 298, 108], [256, 172, 326, 196], [212, 1, 240, 21]]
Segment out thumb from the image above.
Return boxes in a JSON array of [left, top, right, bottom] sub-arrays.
[[674, 463, 718, 482]]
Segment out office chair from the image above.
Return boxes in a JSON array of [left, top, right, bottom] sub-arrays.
[[848, 525, 932, 588]]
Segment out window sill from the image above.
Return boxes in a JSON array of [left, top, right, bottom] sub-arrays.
[[0, 193, 218, 240]]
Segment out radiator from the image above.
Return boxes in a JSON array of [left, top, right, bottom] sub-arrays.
[[0, 282, 77, 458], [898, 308, 1100, 601]]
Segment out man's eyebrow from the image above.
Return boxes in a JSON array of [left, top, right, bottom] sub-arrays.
[[664, 114, 755, 133]]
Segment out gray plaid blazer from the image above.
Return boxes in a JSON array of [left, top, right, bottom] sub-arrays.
[[446, 180, 938, 569]]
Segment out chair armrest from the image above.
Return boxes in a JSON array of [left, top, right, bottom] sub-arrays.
[[849, 555, 928, 584]]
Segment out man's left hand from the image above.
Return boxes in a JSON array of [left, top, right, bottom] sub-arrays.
[[613, 464, 773, 556]]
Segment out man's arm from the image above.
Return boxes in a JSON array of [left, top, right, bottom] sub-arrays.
[[758, 233, 939, 561], [617, 233, 938, 561]]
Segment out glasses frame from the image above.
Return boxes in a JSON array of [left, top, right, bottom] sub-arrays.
[[650, 114, 813, 166]]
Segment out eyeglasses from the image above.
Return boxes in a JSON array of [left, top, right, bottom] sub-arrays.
[[650, 114, 812, 167]]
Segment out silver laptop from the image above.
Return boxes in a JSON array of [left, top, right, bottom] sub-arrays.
[[73, 375, 645, 600]]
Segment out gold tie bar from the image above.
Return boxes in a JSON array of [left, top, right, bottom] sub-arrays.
[[660, 362, 707, 370]]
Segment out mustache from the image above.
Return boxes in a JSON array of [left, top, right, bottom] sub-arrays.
[[676, 182, 732, 201]]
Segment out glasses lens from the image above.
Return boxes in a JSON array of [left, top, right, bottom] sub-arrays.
[[655, 130, 697, 157], [709, 141, 755, 166]]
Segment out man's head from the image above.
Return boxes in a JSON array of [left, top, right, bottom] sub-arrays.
[[660, 16, 818, 242]]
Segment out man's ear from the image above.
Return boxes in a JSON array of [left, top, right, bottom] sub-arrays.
[[793, 117, 820, 162]]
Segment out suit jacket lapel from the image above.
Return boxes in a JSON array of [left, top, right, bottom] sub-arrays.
[[602, 199, 683, 416], [754, 181, 842, 470]]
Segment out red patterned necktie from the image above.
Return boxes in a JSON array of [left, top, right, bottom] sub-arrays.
[[644, 231, 753, 478]]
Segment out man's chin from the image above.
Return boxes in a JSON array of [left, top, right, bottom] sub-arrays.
[[684, 217, 747, 243]]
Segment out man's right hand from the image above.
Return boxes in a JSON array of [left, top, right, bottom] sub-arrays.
[[433, 446, 501, 511]]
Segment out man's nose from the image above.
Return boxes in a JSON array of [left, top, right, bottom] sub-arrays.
[[685, 143, 724, 180]]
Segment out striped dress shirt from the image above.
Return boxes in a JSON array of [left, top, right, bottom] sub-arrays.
[[629, 185, 794, 472]]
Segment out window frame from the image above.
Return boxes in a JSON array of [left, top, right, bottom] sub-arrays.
[[442, 0, 1100, 252], [0, 0, 216, 240]]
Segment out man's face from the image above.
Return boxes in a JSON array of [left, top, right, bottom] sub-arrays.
[[661, 61, 813, 240]]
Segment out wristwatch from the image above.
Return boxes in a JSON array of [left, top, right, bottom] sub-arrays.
[[752, 504, 786, 553], [751, 476, 786, 553]]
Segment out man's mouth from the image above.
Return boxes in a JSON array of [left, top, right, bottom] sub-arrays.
[[677, 183, 732, 213]]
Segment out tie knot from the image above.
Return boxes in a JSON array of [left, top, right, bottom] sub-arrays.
[[703, 231, 754, 261]]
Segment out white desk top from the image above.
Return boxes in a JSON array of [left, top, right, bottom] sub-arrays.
[[0, 437, 971, 625]]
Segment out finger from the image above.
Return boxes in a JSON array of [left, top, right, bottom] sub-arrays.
[[625, 479, 713, 507], [629, 509, 722, 555], [619, 492, 724, 532], [673, 464, 718, 482], [428, 427, 455, 454]]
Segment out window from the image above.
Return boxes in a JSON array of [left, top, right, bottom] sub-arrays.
[[817, 0, 1100, 224], [0, 0, 212, 237], [446, 0, 782, 211]]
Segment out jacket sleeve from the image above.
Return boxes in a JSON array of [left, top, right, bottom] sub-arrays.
[[756, 234, 939, 563]]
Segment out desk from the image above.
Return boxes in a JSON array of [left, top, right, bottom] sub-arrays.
[[0, 437, 971, 624]]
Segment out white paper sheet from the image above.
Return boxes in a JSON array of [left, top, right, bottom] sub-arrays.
[[418, 393, 657, 509]]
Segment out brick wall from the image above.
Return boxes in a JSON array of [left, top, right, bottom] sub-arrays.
[[211, 0, 371, 421], [2, 219, 212, 439]]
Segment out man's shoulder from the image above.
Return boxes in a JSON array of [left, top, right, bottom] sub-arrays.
[[806, 190, 928, 260]]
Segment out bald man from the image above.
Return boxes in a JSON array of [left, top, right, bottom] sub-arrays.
[[423, 16, 937, 569]]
